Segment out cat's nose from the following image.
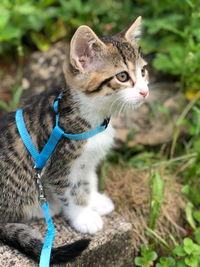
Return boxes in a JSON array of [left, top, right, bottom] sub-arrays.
[[139, 91, 148, 98]]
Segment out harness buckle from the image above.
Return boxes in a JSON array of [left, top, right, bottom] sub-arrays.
[[34, 166, 46, 204], [102, 117, 110, 129]]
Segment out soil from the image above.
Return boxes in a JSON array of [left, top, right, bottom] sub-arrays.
[[105, 165, 186, 253]]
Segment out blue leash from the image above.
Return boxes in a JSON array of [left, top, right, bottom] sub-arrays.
[[39, 202, 55, 267], [15, 93, 109, 267]]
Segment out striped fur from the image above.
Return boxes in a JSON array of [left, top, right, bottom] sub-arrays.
[[0, 17, 148, 263]]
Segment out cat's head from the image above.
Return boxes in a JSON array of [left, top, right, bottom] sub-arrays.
[[64, 17, 149, 117]]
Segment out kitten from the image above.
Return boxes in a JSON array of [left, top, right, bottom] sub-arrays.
[[0, 16, 149, 264]]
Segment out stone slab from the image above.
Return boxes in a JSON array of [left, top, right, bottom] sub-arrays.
[[0, 213, 134, 267]]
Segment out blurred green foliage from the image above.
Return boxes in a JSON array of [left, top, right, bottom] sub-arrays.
[[149, 172, 164, 230], [135, 237, 200, 267], [1, 0, 200, 90], [138, 0, 200, 91], [0, 0, 134, 57]]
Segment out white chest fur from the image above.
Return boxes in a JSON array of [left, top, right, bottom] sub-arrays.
[[69, 122, 115, 185], [63, 122, 115, 234], [83, 122, 115, 166]]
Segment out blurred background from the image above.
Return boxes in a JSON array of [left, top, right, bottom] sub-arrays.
[[0, 0, 200, 265]]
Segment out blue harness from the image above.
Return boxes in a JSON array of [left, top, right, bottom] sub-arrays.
[[15, 93, 109, 267]]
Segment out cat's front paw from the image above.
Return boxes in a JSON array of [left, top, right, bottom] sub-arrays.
[[90, 192, 114, 216], [68, 206, 103, 234]]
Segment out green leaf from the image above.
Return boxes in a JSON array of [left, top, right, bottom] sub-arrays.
[[192, 106, 200, 115], [141, 244, 149, 256], [12, 86, 23, 109], [31, 31, 50, 51], [147, 251, 158, 261], [177, 260, 187, 267], [26, 12, 46, 31], [167, 257, 176, 266], [192, 244, 200, 256], [183, 238, 194, 255], [181, 184, 190, 195], [15, 3, 35, 15], [0, 100, 11, 112], [134, 257, 146, 266], [185, 256, 199, 267], [193, 139, 200, 153], [49, 19, 67, 42], [194, 228, 200, 244], [38, 0, 58, 8], [191, 106, 200, 135], [153, 44, 185, 75], [129, 152, 156, 168], [193, 211, 200, 224], [173, 245, 187, 257], [153, 53, 174, 74], [159, 257, 176, 266], [0, 27, 22, 41], [0, 7, 10, 30], [185, 202, 196, 230], [149, 172, 164, 229], [73, 0, 83, 14], [144, 15, 184, 36]]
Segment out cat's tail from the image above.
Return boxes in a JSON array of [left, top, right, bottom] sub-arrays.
[[0, 223, 90, 264]]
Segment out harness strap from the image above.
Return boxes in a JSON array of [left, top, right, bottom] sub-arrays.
[[16, 108, 39, 162], [16, 100, 109, 169], [35, 126, 64, 169], [15, 93, 110, 267], [62, 123, 107, 140]]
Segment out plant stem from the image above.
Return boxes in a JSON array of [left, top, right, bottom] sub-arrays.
[[145, 227, 173, 251], [170, 91, 200, 158], [140, 152, 197, 170], [16, 42, 23, 85]]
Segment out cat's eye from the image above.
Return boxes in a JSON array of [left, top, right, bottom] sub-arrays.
[[141, 65, 147, 77], [116, 71, 129, 82]]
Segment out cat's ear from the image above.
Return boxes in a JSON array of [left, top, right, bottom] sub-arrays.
[[70, 25, 106, 72], [115, 16, 142, 43]]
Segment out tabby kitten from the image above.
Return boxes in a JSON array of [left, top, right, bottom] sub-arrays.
[[0, 16, 149, 264]]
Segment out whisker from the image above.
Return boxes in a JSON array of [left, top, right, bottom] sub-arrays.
[[109, 96, 123, 114], [115, 101, 123, 117], [118, 102, 126, 117], [109, 93, 143, 116]]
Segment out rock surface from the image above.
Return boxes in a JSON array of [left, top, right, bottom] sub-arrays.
[[0, 213, 134, 267]]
